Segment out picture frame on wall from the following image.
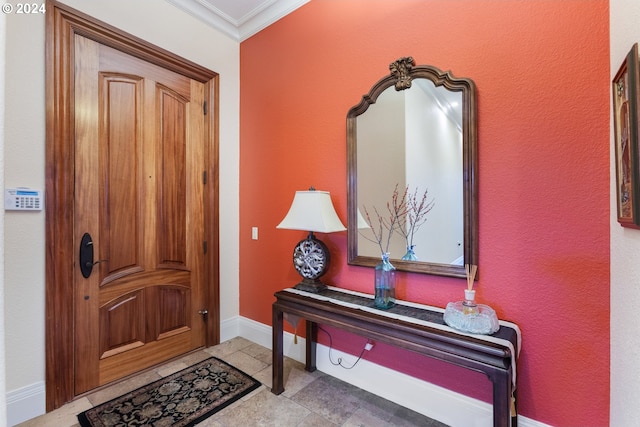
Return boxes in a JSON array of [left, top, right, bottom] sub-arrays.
[[613, 43, 640, 228]]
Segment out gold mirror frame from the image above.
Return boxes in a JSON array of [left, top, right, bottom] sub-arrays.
[[347, 57, 477, 278]]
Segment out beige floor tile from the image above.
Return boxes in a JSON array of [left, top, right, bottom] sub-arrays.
[[157, 350, 212, 377], [280, 359, 325, 398], [215, 348, 268, 376], [252, 364, 273, 387], [291, 374, 363, 425], [252, 356, 322, 396], [16, 397, 91, 427], [241, 341, 273, 364], [204, 336, 253, 358], [296, 412, 339, 427], [209, 387, 311, 427]]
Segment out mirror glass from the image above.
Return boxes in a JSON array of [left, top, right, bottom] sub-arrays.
[[347, 57, 477, 278]]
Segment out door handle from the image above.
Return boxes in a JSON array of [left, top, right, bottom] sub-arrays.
[[79, 233, 108, 278]]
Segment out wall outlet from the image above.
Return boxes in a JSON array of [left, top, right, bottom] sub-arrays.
[[364, 342, 374, 351]]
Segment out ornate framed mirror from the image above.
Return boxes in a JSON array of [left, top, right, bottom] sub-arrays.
[[347, 57, 477, 278]]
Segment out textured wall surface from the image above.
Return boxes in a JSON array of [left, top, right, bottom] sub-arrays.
[[240, 1, 610, 425]]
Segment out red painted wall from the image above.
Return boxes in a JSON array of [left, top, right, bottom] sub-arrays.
[[240, 1, 610, 425]]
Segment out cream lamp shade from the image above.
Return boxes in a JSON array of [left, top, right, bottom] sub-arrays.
[[276, 190, 346, 233], [277, 189, 345, 292]]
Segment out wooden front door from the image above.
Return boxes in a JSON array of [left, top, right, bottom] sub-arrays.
[[46, 1, 220, 409], [73, 36, 207, 394]]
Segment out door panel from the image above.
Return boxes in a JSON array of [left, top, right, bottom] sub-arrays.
[[154, 285, 191, 339], [74, 35, 206, 394], [100, 74, 144, 283], [157, 86, 188, 268], [99, 290, 145, 358]]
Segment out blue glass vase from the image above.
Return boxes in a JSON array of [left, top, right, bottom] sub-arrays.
[[374, 253, 396, 309], [401, 245, 418, 261]]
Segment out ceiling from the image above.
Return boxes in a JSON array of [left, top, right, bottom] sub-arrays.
[[165, 0, 309, 42]]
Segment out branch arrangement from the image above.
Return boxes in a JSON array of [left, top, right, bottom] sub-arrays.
[[361, 184, 434, 256], [395, 186, 435, 248]]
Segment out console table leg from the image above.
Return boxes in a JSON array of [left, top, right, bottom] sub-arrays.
[[271, 306, 284, 395], [511, 388, 518, 427], [305, 320, 317, 372], [491, 369, 511, 427]]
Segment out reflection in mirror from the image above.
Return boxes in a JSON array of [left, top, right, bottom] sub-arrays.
[[357, 82, 463, 264], [347, 57, 477, 278]]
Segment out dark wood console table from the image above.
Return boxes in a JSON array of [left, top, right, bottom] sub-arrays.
[[272, 287, 520, 427]]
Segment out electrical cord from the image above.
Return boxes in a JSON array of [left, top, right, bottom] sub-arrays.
[[317, 325, 370, 370]]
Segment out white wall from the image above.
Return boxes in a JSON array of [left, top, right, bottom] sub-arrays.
[[611, 0, 640, 425], [3, 0, 240, 423], [4, 7, 46, 400], [405, 86, 462, 264], [356, 88, 406, 257]]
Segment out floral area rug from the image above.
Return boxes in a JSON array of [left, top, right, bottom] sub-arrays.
[[77, 357, 261, 427]]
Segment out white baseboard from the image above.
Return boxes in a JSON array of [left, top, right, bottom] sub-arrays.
[[7, 381, 45, 426], [220, 314, 240, 342], [237, 316, 551, 427]]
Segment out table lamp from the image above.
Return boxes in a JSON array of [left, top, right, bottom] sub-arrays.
[[277, 188, 346, 292]]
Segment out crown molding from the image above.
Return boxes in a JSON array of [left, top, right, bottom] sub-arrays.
[[165, 0, 309, 42]]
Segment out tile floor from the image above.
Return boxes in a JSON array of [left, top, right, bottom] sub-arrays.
[[17, 337, 448, 427]]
